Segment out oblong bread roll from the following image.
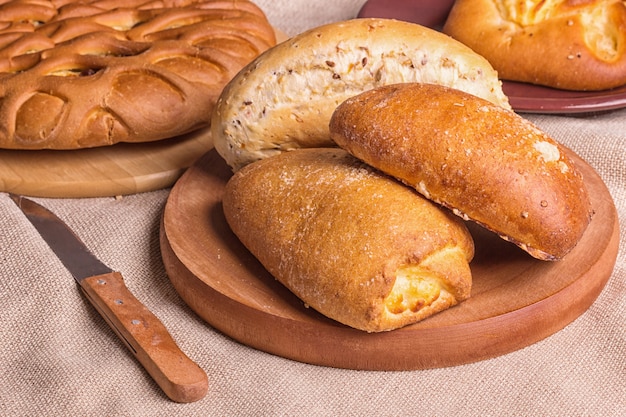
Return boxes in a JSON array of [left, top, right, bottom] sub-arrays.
[[212, 18, 511, 171], [222, 148, 474, 333], [329, 83, 593, 261]]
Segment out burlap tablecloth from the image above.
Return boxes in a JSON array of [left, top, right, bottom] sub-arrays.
[[1, 1, 624, 415]]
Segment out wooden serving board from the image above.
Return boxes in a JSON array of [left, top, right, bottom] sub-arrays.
[[0, 29, 289, 199], [0, 127, 212, 198], [160, 149, 619, 370]]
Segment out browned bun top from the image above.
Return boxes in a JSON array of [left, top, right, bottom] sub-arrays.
[[443, 0, 626, 90], [329, 83, 593, 260], [0, 0, 275, 149]]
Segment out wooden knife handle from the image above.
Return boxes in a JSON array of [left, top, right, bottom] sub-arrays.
[[79, 271, 208, 403]]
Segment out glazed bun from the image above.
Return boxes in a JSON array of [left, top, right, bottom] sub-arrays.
[[330, 83, 593, 260]]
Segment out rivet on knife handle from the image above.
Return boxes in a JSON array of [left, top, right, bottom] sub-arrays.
[[80, 271, 208, 403]]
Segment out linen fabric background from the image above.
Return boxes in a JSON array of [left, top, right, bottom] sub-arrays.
[[1, 0, 624, 415]]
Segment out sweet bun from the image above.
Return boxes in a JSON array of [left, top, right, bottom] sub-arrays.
[[222, 148, 474, 332], [212, 18, 511, 171], [329, 83, 593, 260], [0, 0, 275, 149], [443, 0, 626, 90]]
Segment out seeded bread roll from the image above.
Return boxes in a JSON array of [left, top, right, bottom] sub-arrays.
[[0, 0, 275, 149], [222, 148, 474, 333], [443, 0, 626, 91], [212, 18, 511, 171], [329, 83, 593, 261]]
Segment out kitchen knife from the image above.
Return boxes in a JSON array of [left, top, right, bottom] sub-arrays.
[[9, 194, 208, 403]]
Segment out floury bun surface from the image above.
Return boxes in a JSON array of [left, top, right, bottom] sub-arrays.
[[212, 18, 511, 171], [222, 148, 474, 332]]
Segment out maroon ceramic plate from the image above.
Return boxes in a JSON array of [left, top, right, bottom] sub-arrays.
[[501, 81, 626, 113], [358, 0, 455, 28], [358, 0, 626, 114]]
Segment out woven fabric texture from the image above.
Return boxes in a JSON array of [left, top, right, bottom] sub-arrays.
[[1, 1, 624, 416]]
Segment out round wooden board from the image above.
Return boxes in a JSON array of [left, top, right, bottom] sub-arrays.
[[0, 127, 213, 198], [160, 148, 619, 370]]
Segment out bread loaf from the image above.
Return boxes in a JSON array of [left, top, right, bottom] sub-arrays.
[[212, 18, 511, 171], [0, 0, 276, 149], [222, 148, 474, 332], [329, 83, 593, 261], [443, 0, 626, 91]]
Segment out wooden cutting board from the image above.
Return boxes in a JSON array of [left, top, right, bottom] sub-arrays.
[[0, 29, 289, 199], [160, 148, 619, 370], [0, 128, 213, 198]]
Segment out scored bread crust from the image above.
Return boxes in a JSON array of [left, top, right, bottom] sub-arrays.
[[0, 0, 276, 149], [212, 18, 511, 172], [443, 0, 626, 91], [222, 148, 474, 333], [329, 83, 593, 261]]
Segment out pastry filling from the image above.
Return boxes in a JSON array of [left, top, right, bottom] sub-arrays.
[[494, 0, 619, 61], [580, 6, 619, 61], [495, 0, 562, 26], [385, 266, 442, 314]]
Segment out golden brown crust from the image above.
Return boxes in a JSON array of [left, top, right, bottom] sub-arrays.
[[0, 0, 275, 149], [212, 18, 511, 172], [443, 0, 626, 91], [222, 148, 474, 332], [329, 83, 593, 260]]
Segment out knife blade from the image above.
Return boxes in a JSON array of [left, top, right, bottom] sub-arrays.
[[10, 194, 208, 403]]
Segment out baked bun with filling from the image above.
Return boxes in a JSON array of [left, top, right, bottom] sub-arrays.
[[443, 0, 626, 90], [222, 148, 474, 332]]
